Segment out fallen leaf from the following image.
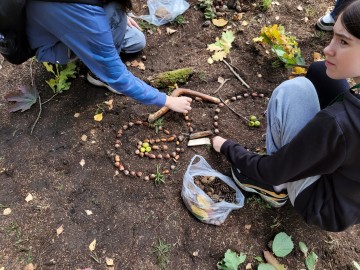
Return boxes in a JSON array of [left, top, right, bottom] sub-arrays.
[[56, 225, 64, 235], [105, 257, 114, 266], [241, 20, 249, 26], [74, 113, 80, 118], [245, 224, 252, 230], [292, 67, 306, 75], [232, 13, 243, 21], [79, 159, 85, 168], [3, 208, 11, 215], [218, 77, 225, 84], [166, 27, 177, 35], [207, 57, 214, 64], [94, 113, 103, 122], [85, 210, 93, 215], [275, 16, 280, 20], [4, 85, 39, 112], [246, 263, 252, 269], [25, 193, 33, 202], [212, 18, 228, 27], [297, 5, 303, 11], [24, 263, 36, 270], [81, 135, 88, 142], [192, 250, 199, 257], [89, 239, 96, 251], [104, 99, 114, 110]]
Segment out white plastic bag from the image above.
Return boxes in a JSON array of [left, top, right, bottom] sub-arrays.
[[136, 0, 190, 26], [181, 155, 245, 225]]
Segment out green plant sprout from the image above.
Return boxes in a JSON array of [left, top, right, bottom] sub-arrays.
[[153, 239, 172, 270], [171, 15, 185, 25], [217, 249, 246, 270], [261, 0, 272, 10], [43, 61, 77, 94], [139, 20, 157, 32], [153, 117, 164, 134], [154, 165, 165, 185], [198, 0, 215, 20]]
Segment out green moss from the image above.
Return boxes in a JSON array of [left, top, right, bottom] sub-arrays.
[[149, 68, 193, 88]]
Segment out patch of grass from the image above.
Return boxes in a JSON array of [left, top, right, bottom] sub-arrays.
[[154, 165, 165, 186], [153, 239, 172, 270]]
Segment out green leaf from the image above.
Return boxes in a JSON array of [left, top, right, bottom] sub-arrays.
[[217, 249, 246, 270], [254, 256, 263, 262], [272, 232, 294, 257], [43, 62, 55, 74], [4, 85, 39, 112], [299, 242, 308, 257], [305, 251, 318, 270], [258, 263, 276, 270], [353, 261, 360, 270]]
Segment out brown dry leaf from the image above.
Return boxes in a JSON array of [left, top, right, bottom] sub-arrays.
[[81, 135, 88, 142], [241, 20, 249, 26], [313, 52, 324, 62], [166, 27, 177, 35], [24, 263, 36, 270], [25, 193, 33, 202], [297, 5, 303, 11], [89, 239, 96, 251], [79, 159, 85, 168], [56, 225, 64, 236], [104, 99, 114, 110], [246, 263, 252, 269], [212, 18, 228, 27], [105, 257, 114, 266], [232, 13, 243, 21], [3, 208, 11, 215]]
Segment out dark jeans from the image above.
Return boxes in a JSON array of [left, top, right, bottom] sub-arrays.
[[305, 61, 349, 109]]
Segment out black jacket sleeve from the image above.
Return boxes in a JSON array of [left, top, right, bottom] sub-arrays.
[[220, 111, 347, 185]]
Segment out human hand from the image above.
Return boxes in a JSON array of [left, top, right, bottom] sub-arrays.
[[127, 16, 142, 31], [212, 136, 227, 152], [165, 95, 192, 114]]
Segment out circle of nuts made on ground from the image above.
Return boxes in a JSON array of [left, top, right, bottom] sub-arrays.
[[113, 120, 184, 181]]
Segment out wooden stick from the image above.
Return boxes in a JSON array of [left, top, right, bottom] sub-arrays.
[[148, 88, 221, 122], [218, 96, 249, 122], [213, 78, 230, 94], [222, 60, 250, 89], [189, 130, 213, 139]]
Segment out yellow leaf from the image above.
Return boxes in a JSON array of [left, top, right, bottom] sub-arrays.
[[89, 239, 96, 251], [94, 112, 103, 122], [253, 36, 263, 43], [190, 205, 208, 220], [207, 43, 223, 52], [106, 257, 114, 266], [292, 67, 306, 75], [196, 195, 211, 207], [207, 57, 214, 64], [25, 193, 33, 202], [56, 225, 64, 236], [212, 51, 227, 61], [212, 18, 228, 27], [3, 208, 11, 215]]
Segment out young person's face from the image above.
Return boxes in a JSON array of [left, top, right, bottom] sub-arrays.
[[323, 16, 360, 83]]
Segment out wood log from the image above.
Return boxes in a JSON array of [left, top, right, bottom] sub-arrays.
[[148, 88, 221, 123], [189, 130, 213, 140]]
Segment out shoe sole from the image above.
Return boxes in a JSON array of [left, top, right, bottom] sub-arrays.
[[231, 168, 287, 208], [86, 73, 123, 95], [316, 19, 334, 31]]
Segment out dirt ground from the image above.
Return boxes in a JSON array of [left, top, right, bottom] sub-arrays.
[[1, 0, 360, 269]]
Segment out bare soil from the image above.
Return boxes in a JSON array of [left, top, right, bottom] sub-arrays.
[[1, 0, 360, 269]]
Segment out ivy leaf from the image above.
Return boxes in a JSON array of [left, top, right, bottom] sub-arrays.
[[305, 251, 318, 270], [4, 85, 39, 112], [258, 263, 276, 270], [217, 249, 246, 270], [272, 232, 294, 257]]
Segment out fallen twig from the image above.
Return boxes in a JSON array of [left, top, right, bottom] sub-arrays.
[[31, 95, 42, 135], [218, 96, 249, 122], [222, 60, 250, 89], [213, 78, 230, 94]]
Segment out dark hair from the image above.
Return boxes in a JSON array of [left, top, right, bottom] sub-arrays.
[[340, 0, 360, 39]]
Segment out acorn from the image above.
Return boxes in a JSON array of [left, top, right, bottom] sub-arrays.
[[130, 171, 136, 176], [163, 169, 170, 174], [115, 155, 121, 162], [167, 136, 175, 142], [163, 129, 170, 135], [136, 171, 143, 177], [161, 145, 168, 151], [124, 170, 130, 175]]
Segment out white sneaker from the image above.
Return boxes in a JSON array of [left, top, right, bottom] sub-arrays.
[[86, 71, 122, 95], [316, 13, 335, 31]]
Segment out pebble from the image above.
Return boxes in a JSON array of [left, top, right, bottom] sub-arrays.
[[202, 20, 211, 27]]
